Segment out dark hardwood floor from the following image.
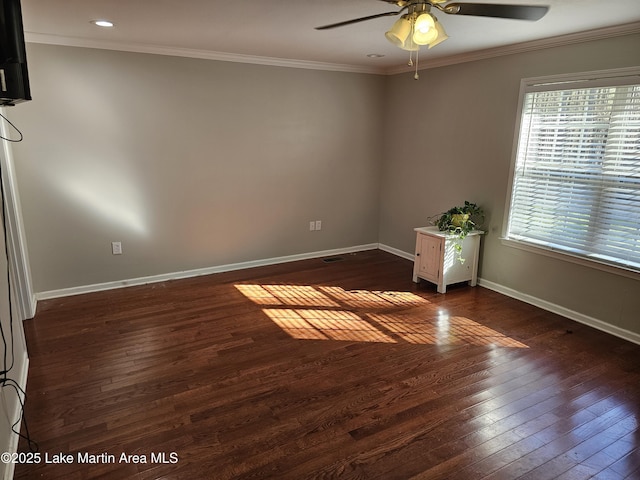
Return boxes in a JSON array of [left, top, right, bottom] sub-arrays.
[[15, 250, 640, 479]]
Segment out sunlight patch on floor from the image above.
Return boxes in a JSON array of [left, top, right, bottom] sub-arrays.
[[370, 312, 529, 348], [317, 286, 429, 308], [235, 284, 340, 307], [235, 284, 528, 348], [264, 308, 396, 343]]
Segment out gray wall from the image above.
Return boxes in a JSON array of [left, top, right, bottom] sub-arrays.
[[379, 33, 640, 335], [11, 44, 385, 292]]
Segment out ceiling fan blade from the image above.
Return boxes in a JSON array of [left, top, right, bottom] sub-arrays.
[[315, 11, 401, 30], [443, 3, 549, 21]]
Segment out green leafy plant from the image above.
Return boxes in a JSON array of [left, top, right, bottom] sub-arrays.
[[430, 201, 484, 264]]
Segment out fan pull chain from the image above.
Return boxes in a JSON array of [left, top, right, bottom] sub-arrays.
[[408, 18, 415, 68], [414, 48, 420, 80]]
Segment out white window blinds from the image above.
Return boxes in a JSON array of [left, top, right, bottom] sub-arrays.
[[506, 72, 640, 273]]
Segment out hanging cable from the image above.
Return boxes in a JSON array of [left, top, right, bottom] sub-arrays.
[[0, 112, 23, 143], [0, 134, 38, 453], [0, 152, 15, 378]]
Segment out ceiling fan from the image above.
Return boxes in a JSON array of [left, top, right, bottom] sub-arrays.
[[316, 0, 549, 31], [316, 0, 549, 76]]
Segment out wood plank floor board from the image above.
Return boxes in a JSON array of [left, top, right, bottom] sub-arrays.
[[580, 432, 638, 473], [14, 250, 640, 479], [469, 397, 638, 479], [449, 406, 637, 479], [510, 410, 639, 480]]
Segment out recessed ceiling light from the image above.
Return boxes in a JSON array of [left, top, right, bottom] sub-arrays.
[[91, 20, 115, 28], [366, 54, 385, 58]]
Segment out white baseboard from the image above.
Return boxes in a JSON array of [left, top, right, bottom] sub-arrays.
[[35, 243, 380, 301], [1, 351, 29, 480], [25, 294, 37, 321], [377, 245, 640, 346], [378, 243, 414, 261], [478, 279, 640, 346]]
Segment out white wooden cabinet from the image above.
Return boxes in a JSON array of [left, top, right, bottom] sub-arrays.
[[412, 226, 482, 293]]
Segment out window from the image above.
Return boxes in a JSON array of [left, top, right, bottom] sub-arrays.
[[504, 68, 640, 275]]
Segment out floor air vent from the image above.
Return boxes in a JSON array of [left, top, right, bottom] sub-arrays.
[[322, 256, 345, 263]]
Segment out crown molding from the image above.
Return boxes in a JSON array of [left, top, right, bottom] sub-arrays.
[[386, 21, 640, 75], [25, 21, 640, 76], [23, 32, 383, 75]]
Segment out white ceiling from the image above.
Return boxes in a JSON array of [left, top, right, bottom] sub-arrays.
[[20, 0, 640, 74]]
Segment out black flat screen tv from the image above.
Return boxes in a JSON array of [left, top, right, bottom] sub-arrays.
[[0, 0, 31, 106]]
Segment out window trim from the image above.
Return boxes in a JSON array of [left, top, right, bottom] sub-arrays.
[[502, 66, 640, 280], [500, 237, 640, 280]]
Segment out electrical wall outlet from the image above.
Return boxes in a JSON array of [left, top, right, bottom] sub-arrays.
[[315, 220, 322, 231], [111, 241, 122, 255], [309, 221, 316, 231]]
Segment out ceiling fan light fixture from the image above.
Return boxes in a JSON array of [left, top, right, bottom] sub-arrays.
[[427, 18, 448, 48], [412, 13, 437, 45], [399, 35, 420, 52], [384, 16, 412, 47], [414, 12, 435, 34]]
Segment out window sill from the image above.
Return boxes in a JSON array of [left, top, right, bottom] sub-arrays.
[[500, 237, 640, 281]]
